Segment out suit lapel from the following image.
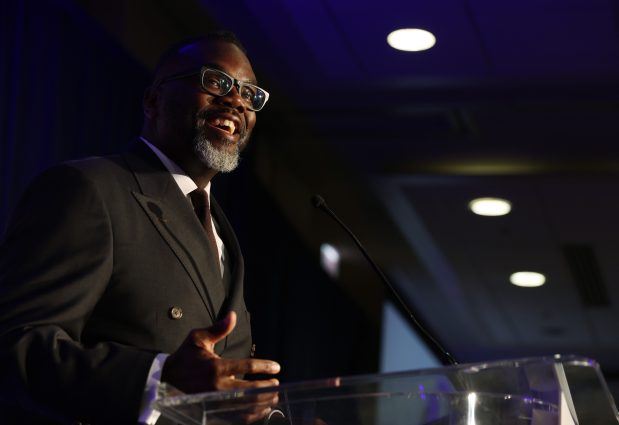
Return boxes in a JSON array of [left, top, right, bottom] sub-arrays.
[[123, 142, 227, 322]]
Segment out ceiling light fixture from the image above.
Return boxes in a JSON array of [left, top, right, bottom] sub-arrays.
[[387, 28, 436, 52], [468, 197, 512, 216], [510, 271, 546, 288]]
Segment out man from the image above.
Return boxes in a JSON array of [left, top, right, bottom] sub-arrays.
[[0, 31, 280, 424]]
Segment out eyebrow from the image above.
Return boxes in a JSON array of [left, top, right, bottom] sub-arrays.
[[203, 62, 258, 85]]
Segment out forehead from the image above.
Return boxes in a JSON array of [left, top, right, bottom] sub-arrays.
[[161, 40, 256, 82]]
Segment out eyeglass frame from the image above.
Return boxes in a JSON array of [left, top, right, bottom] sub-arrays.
[[154, 66, 270, 111]]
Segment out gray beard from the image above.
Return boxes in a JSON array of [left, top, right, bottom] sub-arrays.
[[193, 134, 240, 173]]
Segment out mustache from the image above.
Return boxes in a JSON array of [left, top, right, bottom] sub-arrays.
[[196, 108, 247, 136]]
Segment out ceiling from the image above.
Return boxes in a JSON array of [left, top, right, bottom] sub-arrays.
[[79, 0, 619, 388]]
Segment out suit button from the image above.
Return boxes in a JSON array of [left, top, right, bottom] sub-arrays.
[[169, 306, 183, 320]]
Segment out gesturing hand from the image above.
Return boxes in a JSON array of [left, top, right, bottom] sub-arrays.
[[161, 311, 281, 394], [161, 311, 281, 422]]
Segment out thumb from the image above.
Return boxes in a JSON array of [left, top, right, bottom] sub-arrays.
[[193, 311, 237, 351]]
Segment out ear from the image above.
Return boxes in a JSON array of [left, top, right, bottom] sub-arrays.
[[143, 85, 159, 120]]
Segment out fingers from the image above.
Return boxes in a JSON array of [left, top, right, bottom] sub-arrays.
[[209, 310, 237, 338], [163, 312, 281, 395], [214, 357, 281, 378], [218, 377, 280, 391], [223, 379, 280, 424], [190, 311, 238, 351], [245, 379, 280, 408]]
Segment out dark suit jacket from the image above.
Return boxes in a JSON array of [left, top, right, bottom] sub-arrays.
[[0, 142, 252, 424]]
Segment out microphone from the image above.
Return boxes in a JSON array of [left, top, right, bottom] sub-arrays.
[[311, 194, 458, 366]]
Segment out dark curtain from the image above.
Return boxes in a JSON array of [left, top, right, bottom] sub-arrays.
[[0, 0, 148, 228]]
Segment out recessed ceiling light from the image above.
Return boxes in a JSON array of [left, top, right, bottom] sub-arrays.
[[468, 197, 512, 216], [510, 271, 546, 288], [387, 28, 436, 52]]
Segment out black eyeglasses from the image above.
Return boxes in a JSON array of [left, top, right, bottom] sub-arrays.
[[156, 67, 270, 111]]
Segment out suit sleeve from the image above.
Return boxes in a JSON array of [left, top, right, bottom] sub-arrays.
[[0, 165, 156, 424]]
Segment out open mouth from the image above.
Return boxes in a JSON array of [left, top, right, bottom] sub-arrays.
[[206, 117, 237, 136]]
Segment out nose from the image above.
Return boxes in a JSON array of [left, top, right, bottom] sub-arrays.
[[215, 85, 246, 112]]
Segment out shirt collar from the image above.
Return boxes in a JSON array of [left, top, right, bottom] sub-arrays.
[[140, 136, 210, 197]]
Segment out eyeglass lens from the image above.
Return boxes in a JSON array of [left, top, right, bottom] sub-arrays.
[[201, 69, 267, 111]]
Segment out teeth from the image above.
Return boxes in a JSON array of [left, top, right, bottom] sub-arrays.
[[223, 119, 235, 134], [211, 118, 236, 134]]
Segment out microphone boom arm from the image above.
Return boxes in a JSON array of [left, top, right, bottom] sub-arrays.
[[311, 194, 458, 366]]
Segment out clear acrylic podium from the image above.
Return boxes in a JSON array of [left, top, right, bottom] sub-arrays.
[[155, 355, 619, 425]]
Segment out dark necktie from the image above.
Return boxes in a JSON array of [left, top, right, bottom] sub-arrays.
[[189, 189, 221, 276]]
